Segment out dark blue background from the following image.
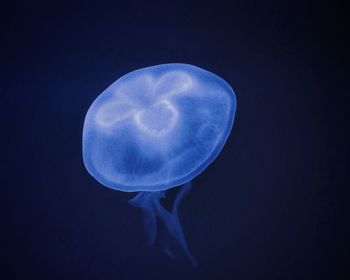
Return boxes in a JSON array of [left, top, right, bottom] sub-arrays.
[[2, 1, 349, 279]]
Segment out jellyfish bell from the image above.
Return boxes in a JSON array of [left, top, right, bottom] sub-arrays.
[[82, 63, 236, 266], [83, 63, 236, 192]]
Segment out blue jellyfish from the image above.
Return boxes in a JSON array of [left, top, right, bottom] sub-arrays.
[[82, 63, 236, 266]]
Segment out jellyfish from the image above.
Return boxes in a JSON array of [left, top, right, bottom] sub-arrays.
[[82, 63, 236, 266]]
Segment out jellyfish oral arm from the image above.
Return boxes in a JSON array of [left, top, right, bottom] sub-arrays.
[[129, 182, 196, 267]]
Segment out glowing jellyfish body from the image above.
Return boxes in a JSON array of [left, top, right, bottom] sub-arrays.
[[82, 63, 236, 265]]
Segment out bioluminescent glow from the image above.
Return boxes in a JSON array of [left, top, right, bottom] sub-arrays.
[[82, 63, 236, 266]]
